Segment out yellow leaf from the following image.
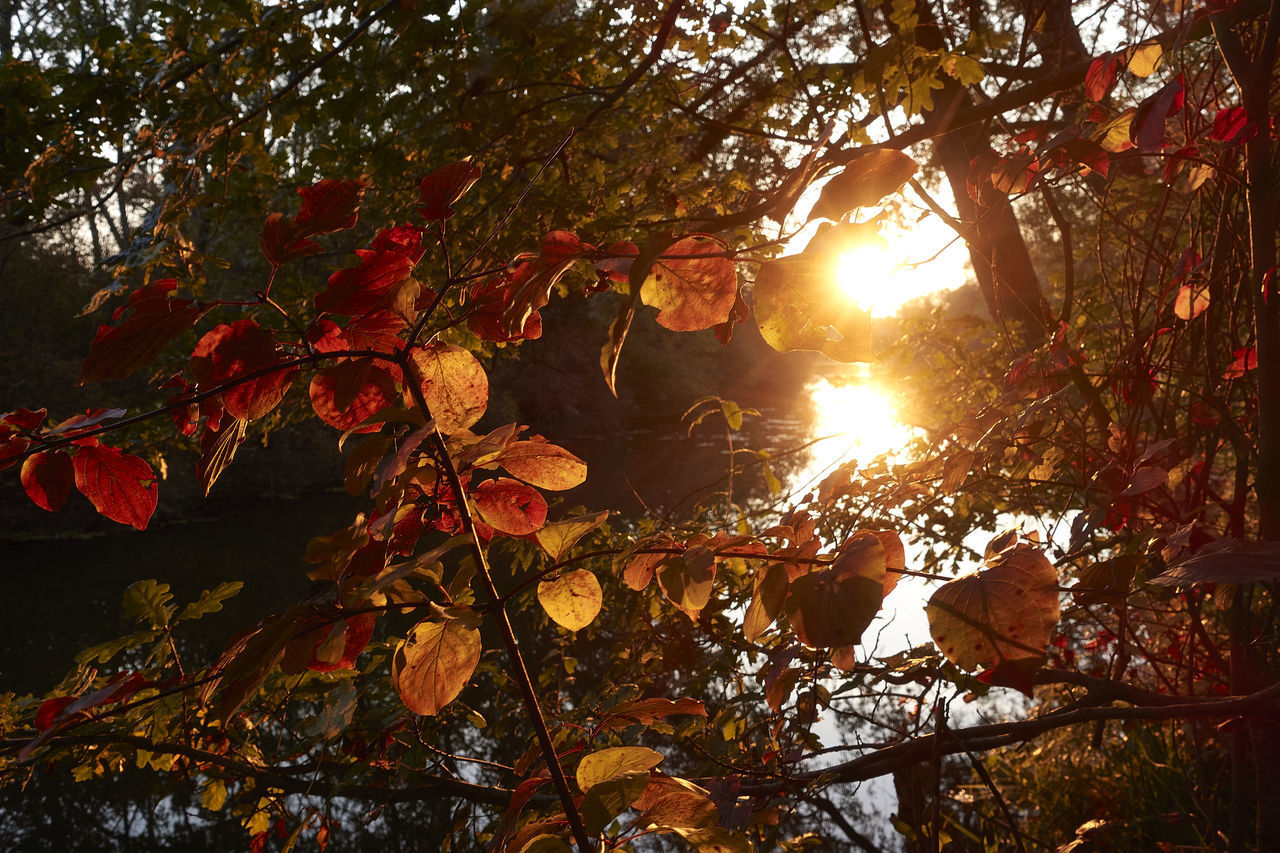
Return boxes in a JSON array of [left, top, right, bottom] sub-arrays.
[[409, 343, 488, 434], [201, 779, 227, 811], [534, 512, 609, 561], [537, 569, 603, 631], [576, 746, 664, 791], [1126, 41, 1162, 78], [392, 619, 482, 715]]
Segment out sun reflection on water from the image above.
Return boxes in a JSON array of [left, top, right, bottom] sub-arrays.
[[791, 369, 917, 495]]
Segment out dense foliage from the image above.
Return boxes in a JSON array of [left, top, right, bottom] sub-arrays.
[[2, 1, 1279, 850]]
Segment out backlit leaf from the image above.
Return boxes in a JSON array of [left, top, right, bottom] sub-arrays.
[[784, 531, 885, 648], [410, 343, 488, 434], [807, 149, 918, 221], [1151, 539, 1280, 587], [78, 286, 205, 385], [315, 249, 417, 317], [496, 439, 587, 490], [581, 771, 650, 835], [21, 450, 73, 512], [598, 697, 707, 731], [641, 236, 737, 332], [926, 542, 1059, 695], [473, 478, 547, 535], [309, 359, 396, 432], [534, 512, 608, 561], [1126, 41, 1162, 78], [418, 159, 483, 221], [576, 746, 664, 791], [393, 618, 482, 716], [537, 569, 602, 631], [1130, 76, 1184, 151], [1084, 53, 1118, 101], [657, 548, 716, 617], [1174, 283, 1210, 320], [743, 562, 787, 643], [73, 443, 158, 529], [189, 320, 295, 421]]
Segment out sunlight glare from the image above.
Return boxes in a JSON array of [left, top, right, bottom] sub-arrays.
[[797, 374, 916, 489], [829, 216, 969, 317]]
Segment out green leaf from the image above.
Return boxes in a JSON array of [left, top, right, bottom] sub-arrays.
[[122, 580, 175, 628], [177, 581, 244, 623]]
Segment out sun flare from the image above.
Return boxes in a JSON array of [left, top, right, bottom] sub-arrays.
[[829, 217, 970, 317], [797, 374, 916, 488]]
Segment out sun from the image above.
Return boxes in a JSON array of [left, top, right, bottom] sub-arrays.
[[831, 217, 970, 317]]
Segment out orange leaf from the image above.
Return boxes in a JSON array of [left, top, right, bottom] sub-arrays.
[[393, 618, 482, 716], [641, 236, 738, 332]]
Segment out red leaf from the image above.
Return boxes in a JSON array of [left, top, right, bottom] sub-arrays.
[[472, 478, 547, 535], [418, 159, 483, 221], [1130, 76, 1185, 151], [370, 225, 426, 263], [642, 236, 738, 331], [309, 359, 396, 432], [595, 241, 639, 284], [469, 231, 588, 342], [78, 288, 205, 385], [2, 407, 48, 431], [189, 320, 296, 421], [1210, 106, 1253, 143], [309, 612, 378, 672], [34, 696, 76, 731], [260, 213, 322, 266], [1084, 53, 1118, 101], [1224, 347, 1258, 379], [21, 450, 74, 512], [293, 178, 368, 236], [260, 179, 368, 266], [72, 444, 158, 529], [315, 250, 417, 317]]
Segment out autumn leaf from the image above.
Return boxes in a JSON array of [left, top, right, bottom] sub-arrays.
[[597, 697, 708, 731], [534, 512, 608, 561], [309, 359, 396, 432], [1084, 52, 1118, 101], [472, 477, 547, 535], [315, 249, 417, 318], [410, 342, 488, 434], [807, 149, 918, 221], [784, 531, 885, 648], [754, 222, 877, 363], [495, 439, 587, 490], [261, 178, 368, 265], [537, 569, 602, 631], [393, 618, 482, 716], [742, 562, 787, 643], [1174, 283, 1210, 320], [1125, 41, 1162, 78], [21, 450, 74, 512], [641, 236, 738, 332], [72, 443, 158, 529], [1223, 347, 1257, 379], [657, 548, 716, 618], [1151, 539, 1280, 587], [926, 542, 1060, 695], [576, 746, 664, 792], [78, 281, 207, 385], [418, 158, 483, 221], [308, 613, 377, 672], [189, 320, 295, 421], [1130, 76, 1184, 151]]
